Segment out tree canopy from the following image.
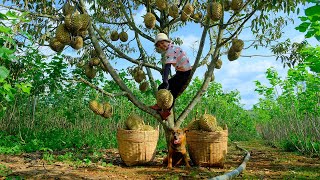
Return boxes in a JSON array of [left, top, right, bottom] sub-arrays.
[[0, 0, 307, 130]]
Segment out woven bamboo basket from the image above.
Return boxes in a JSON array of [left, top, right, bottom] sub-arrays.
[[117, 129, 159, 166], [186, 129, 228, 167]]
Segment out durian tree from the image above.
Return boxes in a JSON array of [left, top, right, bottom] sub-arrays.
[[0, 0, 306, 139]]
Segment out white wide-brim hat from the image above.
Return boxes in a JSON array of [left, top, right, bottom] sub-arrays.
[[154, 33, 171, 44]]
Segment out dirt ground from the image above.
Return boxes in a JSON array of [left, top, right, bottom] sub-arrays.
[[1, 140, 320, 180]]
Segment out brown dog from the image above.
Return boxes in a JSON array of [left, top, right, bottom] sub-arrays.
[[163, 128, 191, 169]]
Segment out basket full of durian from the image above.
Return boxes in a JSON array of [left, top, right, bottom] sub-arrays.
[[186, 113, 228, 167], [117, 114, 159, 166]]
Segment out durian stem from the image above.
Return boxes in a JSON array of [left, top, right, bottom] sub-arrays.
[[146, 0, 151, 13]]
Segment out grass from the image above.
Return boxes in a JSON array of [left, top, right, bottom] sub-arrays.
[[0, 164, 12, 177]]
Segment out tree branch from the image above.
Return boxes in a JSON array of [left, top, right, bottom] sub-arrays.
[[75, 77, 128, 97], [126, 1, 158, 96], [93, 24, 161, 72], [118, 1, 154, 42], [219, 8, 257, 48], [79, 0, 162, 122], [0, 4, 60, 20]]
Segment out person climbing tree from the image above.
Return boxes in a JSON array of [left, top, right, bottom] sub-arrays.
[[150, 33, 192, 120]]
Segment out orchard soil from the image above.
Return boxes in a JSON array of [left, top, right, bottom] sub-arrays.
[[1, 140, 319, 179]]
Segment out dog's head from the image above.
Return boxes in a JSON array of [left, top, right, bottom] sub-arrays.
[[170, 128, 189, 145]]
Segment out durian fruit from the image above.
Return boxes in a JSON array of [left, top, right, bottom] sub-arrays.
[[89, 100, 99, 114], [156, 0, 167, 11], [89, 100, 104, 115], [70, 36, 83, 50], [119, 31, 128, 42], [183, 3, 194, 15], [181, 12, 189, 22], [215, 59, 222, 69], [141, 125, 154, 131], [96, 103, 105, 115], [84, 64, 97, 79], [110, 31, 119, 41], [227, 38, 243, 61], [144, 12, 156, 29], [181, 3, 194, 22], [156, 89, 173, 110], [77, 30, 88, 38], [79, 14, 90, 31], [199, 113, 217, 132], [64, 14, 73, 31], [125, 114, 145, 130], [62, 2, 74, 16], [224, 0, 231, 11], [231, 0, 243, 12], [208, 2, 223, 21], [192, 12, 203, 23], [132, 67, 146, 83], [71, 14, 83, 34], [231, 38, 244, 52], [56, 24, 71, 45], [49, 38, 65, 52], [90, 49, 98, 57], [102, 102, 113, 118], [227, 47, 241, 61], [187, 119, 200, 130], [216, 126, 223, 131], [139, 81, 149, 92], [169, 5, 179, 19], [89, 57, 100, 66]]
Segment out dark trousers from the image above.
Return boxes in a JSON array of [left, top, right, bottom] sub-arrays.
[[158, 70, 191, 99]]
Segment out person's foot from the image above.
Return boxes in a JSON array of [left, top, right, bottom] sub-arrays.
[[159, 110, 171, 120], [150, 104, 161, 110]]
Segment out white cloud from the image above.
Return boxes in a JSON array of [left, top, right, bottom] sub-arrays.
[[240, 96, 260, 109], [220, 60, 262, 78], [180, 34, 200, 51], [292, 34, 305, 43], [213, 53, 290, 109]]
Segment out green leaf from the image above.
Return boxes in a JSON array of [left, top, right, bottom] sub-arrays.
[[298, 16, 309, 21], [18, 82, 32, 94], [3, 83, 12, 91], [0, 66, 9, 79], [0, 13, 8, 20], [305, 30, 315, 38], [0, 26, 12, 34], [295, 22, 311, 32], [310, 15, 320, 22], [5, 11, 18, 19], [0, 47, 15, 57], [305, 5, 320, 16]]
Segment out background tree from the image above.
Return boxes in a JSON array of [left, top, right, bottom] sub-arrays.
[[0, 0, 306, 144]]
